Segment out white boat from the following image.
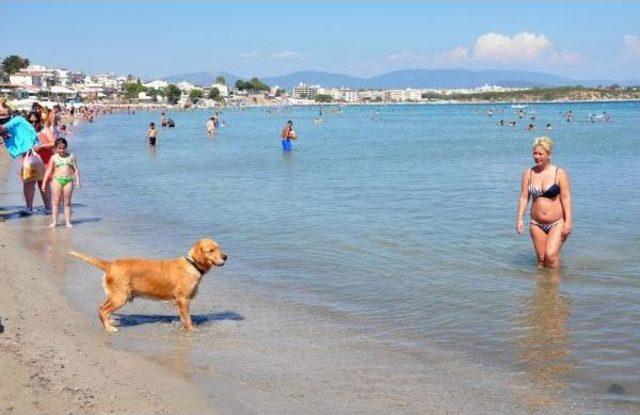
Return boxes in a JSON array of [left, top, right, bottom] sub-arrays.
[[511, 104, 528, 109]]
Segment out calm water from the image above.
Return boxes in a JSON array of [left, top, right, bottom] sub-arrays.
[[10, 102, 639, 413]]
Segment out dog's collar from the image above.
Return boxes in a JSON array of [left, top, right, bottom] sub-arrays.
[[184, 256, 206, 276]]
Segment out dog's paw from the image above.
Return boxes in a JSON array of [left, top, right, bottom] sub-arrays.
[[105, 326, 119, 333]]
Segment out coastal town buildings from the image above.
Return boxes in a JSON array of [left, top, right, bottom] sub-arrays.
[[6, 60, 625, 107]]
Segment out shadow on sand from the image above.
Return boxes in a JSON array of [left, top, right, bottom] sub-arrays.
[[0, 203, 91, 222], [112, 311, 244, 328]]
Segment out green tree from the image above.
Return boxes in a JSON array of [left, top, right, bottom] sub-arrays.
[[208, 87, 220, 100], [189, 88, 204, 103], [248, 77, 270, 92], [122, 79, 147, 100], [235, 78, 270, 93], [2, 55, 30, 75], [215, 75, 226, 85], [235, 80, 247, 91], [147, 88, 163, 102], [275, 88, 286, 97], [164, 84, 182, 105], [315, 94, 333, 103]]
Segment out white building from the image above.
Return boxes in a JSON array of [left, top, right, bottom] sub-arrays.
[[384, 90, 403, 102], [341, 89, 358, 102], [138, 92, 153, 102], [144, 80, 169, 90], [358, 89, 385, 101], [93, 73, 124, 89], [210, 83, 229, 97], [177, 81, 196, 92], [9, 65, 56, 88], [292, 82, 319, 99], [53, 69, 69, 86], [402, 89, 422, 101]]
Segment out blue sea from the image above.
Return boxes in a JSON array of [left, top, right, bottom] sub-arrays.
[[6, 102, 639, 413]]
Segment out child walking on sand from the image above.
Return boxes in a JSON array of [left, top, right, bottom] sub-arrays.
[[42, 138, 81, 228]]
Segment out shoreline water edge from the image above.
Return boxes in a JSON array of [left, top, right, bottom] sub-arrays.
[[0, 155, 224, 414], [1, 105, 637, 415]]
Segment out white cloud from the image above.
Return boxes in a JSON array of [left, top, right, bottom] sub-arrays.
[[473, 32, 552, 62], [238, 51, 259, 59], [269, 51, 303, 60], [622, 34, 640, 59], [381, 32, 585, 71]]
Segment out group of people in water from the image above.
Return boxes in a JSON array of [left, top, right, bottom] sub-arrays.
[[1, 101, 575, 268], [492, 107, 612, 131]]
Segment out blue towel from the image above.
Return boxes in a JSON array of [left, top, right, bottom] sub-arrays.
[[2, 116, 39, 159]]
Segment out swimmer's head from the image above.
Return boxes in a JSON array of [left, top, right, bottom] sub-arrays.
[[149, 122, 155, 127], [532, 136, 554, 154], [287, 120, 293, 126]]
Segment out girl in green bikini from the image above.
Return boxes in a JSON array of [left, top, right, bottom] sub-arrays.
[[42, 138, 81, 228]]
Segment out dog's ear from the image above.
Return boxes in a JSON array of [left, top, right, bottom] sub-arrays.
[[188, 240, 206, 265]]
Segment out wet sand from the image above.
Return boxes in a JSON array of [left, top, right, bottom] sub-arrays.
[[0, 157, 219, 415]]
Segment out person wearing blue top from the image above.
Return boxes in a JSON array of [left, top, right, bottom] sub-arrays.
[[1, 115, 43, 215], [0, 115, 39, 159]]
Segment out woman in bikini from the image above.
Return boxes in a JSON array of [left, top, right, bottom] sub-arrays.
[[42, 138, 81, 228], [516, 137, 572, 268]]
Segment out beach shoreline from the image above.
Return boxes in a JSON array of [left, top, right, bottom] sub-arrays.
[[1, 104, 637, 414], [0, 156, 223, 415]]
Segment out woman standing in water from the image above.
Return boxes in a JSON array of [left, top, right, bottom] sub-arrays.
[[516, 137, 572, 268]]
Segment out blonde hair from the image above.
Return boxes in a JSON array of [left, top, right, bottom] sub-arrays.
[[532, 136, 554, 154]]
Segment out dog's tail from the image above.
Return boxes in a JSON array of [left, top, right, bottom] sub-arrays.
[[69, 251, 111, 271]]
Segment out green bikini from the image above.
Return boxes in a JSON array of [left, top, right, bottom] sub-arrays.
[[52, 153, 76, 187]]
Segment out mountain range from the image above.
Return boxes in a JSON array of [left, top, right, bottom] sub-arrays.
[[163, 69, 639, 90]]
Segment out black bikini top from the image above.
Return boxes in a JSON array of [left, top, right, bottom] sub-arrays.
[[528, 167, 560, 199]]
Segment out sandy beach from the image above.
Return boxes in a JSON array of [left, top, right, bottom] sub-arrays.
[[0, 156, 219, 415]]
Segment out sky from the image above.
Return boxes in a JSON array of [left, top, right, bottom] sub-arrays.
[[1, 1, 639, 81]]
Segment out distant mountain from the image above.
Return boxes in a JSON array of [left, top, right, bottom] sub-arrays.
[[163, 68, 639, 90], [364, 69, 576, 89], [261, 71, 365, 89], [163, 71, 239, 87]]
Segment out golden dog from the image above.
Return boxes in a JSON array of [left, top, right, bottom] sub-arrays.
[[70, 238, 227, 332]]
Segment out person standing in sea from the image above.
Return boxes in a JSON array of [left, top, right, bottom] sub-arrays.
[[516, 137, 573, 268], [206, 117, 216, 136], [147, 123, 158, 146], [280, 120, 296, 151]]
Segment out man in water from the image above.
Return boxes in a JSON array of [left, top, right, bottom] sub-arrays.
[[280, 120, 295, 151], [147, 122, 157, 146]]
